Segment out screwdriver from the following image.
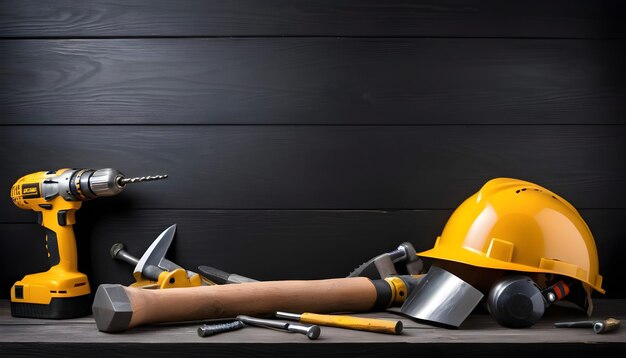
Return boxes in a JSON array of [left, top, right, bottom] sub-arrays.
[[275, 311, 403, 334], [554, 318, 620, 333]]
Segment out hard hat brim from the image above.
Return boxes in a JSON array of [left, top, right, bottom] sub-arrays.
[[418, 248, 605, 294]]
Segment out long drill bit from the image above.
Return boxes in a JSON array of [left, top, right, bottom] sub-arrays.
[[118, 175, 168, 185]]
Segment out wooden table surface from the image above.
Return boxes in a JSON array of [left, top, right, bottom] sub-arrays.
[[1, 299, 624, 357]]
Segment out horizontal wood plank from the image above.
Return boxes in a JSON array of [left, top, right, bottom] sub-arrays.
[[1, 125, 624, 219], [0, 38, 624, 125], [0, 0, 624, 38], [1, 208, 623, 300], [1, 125, 625, 218], [1, 299, 625, 357]]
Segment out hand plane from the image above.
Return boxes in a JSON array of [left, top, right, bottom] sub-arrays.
[[111, 224, 212, 288]]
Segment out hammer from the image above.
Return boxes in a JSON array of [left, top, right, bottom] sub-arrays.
[[92, 266, 481, 333], [92, 277, 389, 332]]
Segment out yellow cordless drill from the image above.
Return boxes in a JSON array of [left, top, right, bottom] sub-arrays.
[[10, 168, 167, 319]]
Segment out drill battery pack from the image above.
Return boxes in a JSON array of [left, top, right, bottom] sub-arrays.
[[10, 270, 92, 319], [10, 294, 92, 319]]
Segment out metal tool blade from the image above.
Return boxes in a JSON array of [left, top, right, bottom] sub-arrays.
[[399, 265, 483, 328], [197, 265, 258, 284], [158, 258, 184, 272], [134, 224, 177, 278]]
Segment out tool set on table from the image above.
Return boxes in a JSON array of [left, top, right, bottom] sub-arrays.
[[8, 171, 620, 339]]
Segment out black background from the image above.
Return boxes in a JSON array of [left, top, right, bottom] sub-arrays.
[[0, 0, 624, 300]]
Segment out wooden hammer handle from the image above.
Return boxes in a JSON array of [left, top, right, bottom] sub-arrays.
[[93, 277, 380, 332]]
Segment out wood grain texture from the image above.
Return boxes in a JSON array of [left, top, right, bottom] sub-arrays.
[[123, 278, 378, 330], [0, 0, 624, 38], [0, 125, 624, 219], [1, 299, 625, 356], [1, 38, 624, 125], [1, 208, 623, 300]]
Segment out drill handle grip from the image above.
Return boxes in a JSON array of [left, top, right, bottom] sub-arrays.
[[43, 227, 62, 268], [39, 204, 80, 272]]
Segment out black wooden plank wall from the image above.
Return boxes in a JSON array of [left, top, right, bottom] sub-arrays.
[[0, 1, 624, 301]]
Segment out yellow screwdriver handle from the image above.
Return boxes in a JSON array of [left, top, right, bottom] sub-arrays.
[[300, 312, 403, 334]]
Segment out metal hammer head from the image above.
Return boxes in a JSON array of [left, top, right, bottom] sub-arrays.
[[92, 284, 133, 332], [395, 242, 422, 275], [348, 242, 424, 279]]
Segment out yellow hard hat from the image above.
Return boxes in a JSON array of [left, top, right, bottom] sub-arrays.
[[419, 178, 604, 294]]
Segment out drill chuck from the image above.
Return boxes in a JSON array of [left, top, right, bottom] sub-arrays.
[[88, 168, 125, 197], [54, 168, 123, 201]]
